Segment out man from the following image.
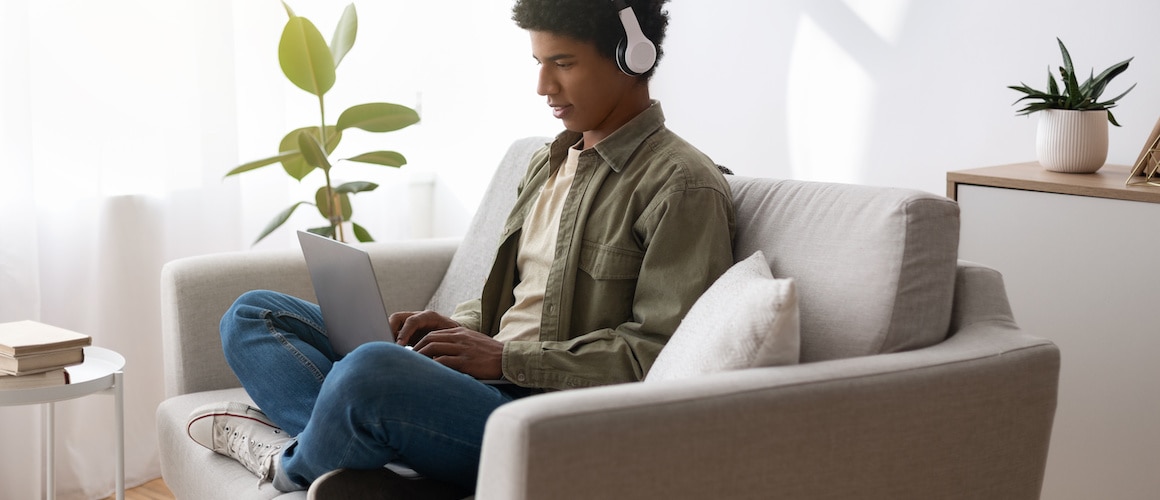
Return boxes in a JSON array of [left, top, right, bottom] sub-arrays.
[[186, 0, 735, 497]]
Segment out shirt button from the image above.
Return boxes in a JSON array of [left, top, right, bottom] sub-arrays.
[[517, 373, 527, 383]]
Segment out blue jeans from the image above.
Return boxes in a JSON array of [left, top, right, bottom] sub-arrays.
[[219, 290, 533, 492]]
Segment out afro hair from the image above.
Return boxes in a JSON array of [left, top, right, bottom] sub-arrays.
[[512, 0, 670, 79]]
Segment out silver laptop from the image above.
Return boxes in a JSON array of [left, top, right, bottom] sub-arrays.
[[297, 231, 512, 384], [297, 230, 395, 356]]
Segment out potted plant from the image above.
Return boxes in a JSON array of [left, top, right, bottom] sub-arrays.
[[227, 2, 420, 244], [1009, 38, 1134, 173]]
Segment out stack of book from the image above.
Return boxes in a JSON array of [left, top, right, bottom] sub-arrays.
[[0, 320, 92, 390]]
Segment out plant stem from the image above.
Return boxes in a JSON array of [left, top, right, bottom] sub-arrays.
[[333, 192, 346, 242], [317, 93, 341, 241]]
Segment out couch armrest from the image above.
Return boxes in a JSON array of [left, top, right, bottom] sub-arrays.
[[159, 238, 459, 398], [476, 263, 1060, 500]]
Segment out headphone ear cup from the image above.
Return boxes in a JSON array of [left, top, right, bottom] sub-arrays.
[[615, 38, 642, 76], [613, 4, 657, 76], [616, 37, 657, 76]]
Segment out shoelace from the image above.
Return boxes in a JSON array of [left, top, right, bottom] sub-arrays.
[[221, 423, 284, 486]]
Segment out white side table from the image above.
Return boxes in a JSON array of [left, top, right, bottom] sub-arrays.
[[0, 346, 125, 500]]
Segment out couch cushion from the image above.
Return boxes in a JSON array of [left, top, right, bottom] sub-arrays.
[[426, 137, 550, 315], [423, 138, 959, 363], [727, 177, 959, 362], [646, 250, 799, 382], [157, 388, 307, 500]]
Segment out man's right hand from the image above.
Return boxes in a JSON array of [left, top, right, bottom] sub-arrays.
[[389, 310, 461, 347]]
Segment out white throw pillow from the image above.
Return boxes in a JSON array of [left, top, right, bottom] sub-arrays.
[[646, 250, 800, 382]]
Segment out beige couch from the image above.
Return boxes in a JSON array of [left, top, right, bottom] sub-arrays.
[[156, 137, 1059, 499]]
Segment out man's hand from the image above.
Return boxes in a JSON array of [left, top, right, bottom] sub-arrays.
[[389, 310, 460, 347], [414, 328, 504, 381]]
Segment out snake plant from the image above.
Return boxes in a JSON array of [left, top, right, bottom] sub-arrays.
[[1009, 38, 1135, 126], [226, 2, 420, 244]]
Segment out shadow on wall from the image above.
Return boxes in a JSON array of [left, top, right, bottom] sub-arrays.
[[657, 0, 1159, 196]]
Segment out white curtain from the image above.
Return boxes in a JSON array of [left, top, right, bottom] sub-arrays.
[[0, 1, 247, 498]]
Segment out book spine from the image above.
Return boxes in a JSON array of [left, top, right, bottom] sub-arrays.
[[0, 343, 91, 359], [0, 368, 70, 389], [0, 348, 85, 375]]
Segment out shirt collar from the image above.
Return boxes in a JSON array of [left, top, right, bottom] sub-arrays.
[[548, 100, 666, 174]]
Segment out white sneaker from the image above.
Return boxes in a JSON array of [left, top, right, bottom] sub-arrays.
[[187, 401, 290, 483]]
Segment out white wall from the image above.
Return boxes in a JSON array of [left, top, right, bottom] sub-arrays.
[[358, 0, 1160, 236], [13, 1, 1153, 244], [658, 0, 1160, 192]]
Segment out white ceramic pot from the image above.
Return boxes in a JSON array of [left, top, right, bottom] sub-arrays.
[[1036, 109, 1109, 173]]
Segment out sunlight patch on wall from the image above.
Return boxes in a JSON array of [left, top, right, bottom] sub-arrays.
[[787, 14, 874, 184], [843, 0, 912, 45]]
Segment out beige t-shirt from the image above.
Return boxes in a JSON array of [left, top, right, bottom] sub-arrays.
[[493, 144, 583, 343]]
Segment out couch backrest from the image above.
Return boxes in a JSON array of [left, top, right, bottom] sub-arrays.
[[427, 137, 961, 363], [729, 176, 960, 362], [426, 137, 551, 315]]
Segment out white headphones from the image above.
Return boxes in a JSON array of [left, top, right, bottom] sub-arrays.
[[611, 0, 657, 76]]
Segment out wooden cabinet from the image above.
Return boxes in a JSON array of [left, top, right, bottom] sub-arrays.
[[948, 163, 1160, 500]]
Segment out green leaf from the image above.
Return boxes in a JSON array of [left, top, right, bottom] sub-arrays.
[[281, 156, 312, 180], [225, 150, 301, 177], [306, 225, 335, 238], [282, 1, 295, 18], [1088, 79, 1109, 102], [297, 131, 333, 172], [1009, 39, 1133, 116], [1009, 84, 1044, 97], [278, 126, 342, 180], [1095, 83, 1137, 109], [1014, 101, 1056, 115], [352, 222, 374, 242], [254, 201, 312, 245], [345, 151, 407, 167], [315, 186, 352, 221], [335, 181, 378, 194], [1056, 38, 1082, 108], [337, 103, 420, 133], [1078, 69, 1094, 96], [1061, 65, 1082, 108], [1057, 38, 1075, 83], [279, 16, 336, 96], [1088, 59, 1132, 102], [1091, 58, 1132, 88], [331, 4, 358, 68], [1108, 109, 1122, 127], [1010, 88, 1052, 101]]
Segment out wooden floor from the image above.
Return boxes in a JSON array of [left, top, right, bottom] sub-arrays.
[[103, 477, 174, 500]]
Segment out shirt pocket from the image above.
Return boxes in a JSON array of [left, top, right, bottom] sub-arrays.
[[578, 241, 644, 280]]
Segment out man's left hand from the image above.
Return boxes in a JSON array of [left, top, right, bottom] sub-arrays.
[[413, 328, 504, 381]]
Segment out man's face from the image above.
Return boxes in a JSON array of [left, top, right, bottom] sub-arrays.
[[530, 31, 640, 145]]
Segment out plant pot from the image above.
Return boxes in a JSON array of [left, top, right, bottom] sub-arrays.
[[1036, 109, 1109, 173]]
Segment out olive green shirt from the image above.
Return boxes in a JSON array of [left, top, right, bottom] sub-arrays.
[[451, 102, 735, 390]]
